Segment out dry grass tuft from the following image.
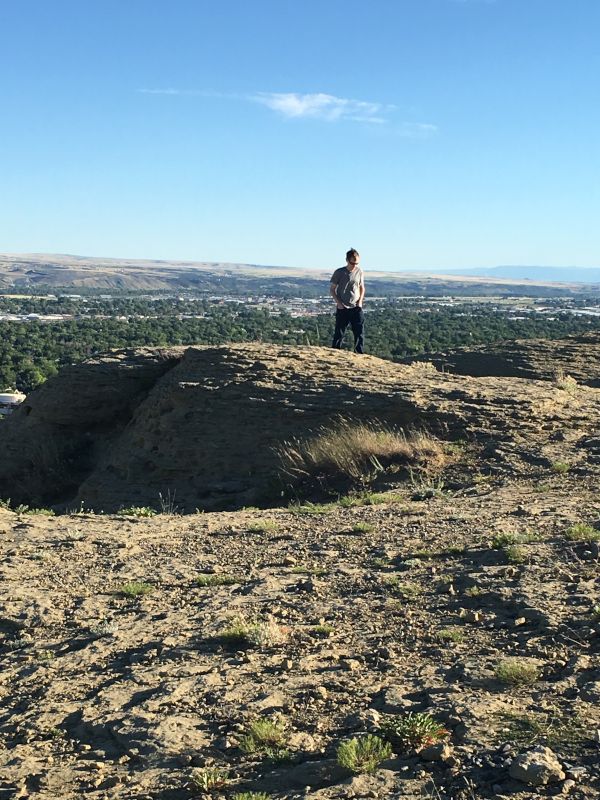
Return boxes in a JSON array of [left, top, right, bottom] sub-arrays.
[[277, 421, 447, 491]]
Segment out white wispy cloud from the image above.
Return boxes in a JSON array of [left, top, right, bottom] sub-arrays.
[[138, 88, 437, 135], [397, 122, 438, 138], [251, 91, 391, 124]]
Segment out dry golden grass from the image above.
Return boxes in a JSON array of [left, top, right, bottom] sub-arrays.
[[277, 421, 447, 487]]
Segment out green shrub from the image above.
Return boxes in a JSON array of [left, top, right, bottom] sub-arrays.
[[495, 658, 540, 686], [381, 712, 448, 751], [247, 520, 279, 533], [118, 506, 157, 517], [336, 734, 392, 774], [565, 523, 600, 542], [118, 581, 154, 598], [352, 521, 375, 533], [190, 766, 229, 791], [436, 627, 464, 643], [239, 718, 289, 760], [195, 573, 240, 587], [219, 617, 286, 649], [288, 502, 335, 515], [504, 544, 527, 564], [311, 623, 334, 636], [384, 578, 422, 600]]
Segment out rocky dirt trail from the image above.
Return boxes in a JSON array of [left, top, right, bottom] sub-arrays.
[[1, 465, 599, 800]]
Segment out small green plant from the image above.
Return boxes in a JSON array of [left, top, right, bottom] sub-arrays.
[[219, 617, 286, 649], [409, 472, 446, 499], [551, 461, 570, 474], [239, 718, 289, 760], [336, 734, 392, 774], [504, 544, 527, 564], [23, 507, 55, 516], [290, 565, 329, 576], [119, 505, 157, 517], [352, 521, 375, 533], [532, 482, 552, 494], [565, 523, 600, 542], [492, 532, 519, 548], [495, 658, 540, 687], [492, 531, 537, 548], [118, 581, 154, 598], [591, 604, 600, 619], [385, 578, 422, 600], [231, 793, 272, 800], [436, 627, 464, 643], [370, 556, 391, 569], [554, 369, 579, 395], [190, 766, 230, 791], [381, 712, 448, 751], [36, 649, 56, 661], [311, 623, 334, 636], [247, 520, 279, 533], [158, 490, 179, 515], [195, 573, 240, 587], [288, 501, 335, 515], [464, 586, 483, 597], [0, 498, 11, 510], [412, 548, 437, 559], [493, 708, 592, 753]]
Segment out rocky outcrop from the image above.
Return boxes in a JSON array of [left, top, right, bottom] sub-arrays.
[[0, 348, 183, 506], [401, 332, 600, 386], [1, 343, 600, 512]]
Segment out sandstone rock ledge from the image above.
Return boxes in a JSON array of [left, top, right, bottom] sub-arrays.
[[1, 343, 599, 512]]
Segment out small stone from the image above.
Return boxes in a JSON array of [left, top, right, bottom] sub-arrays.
[[561, 779, 576, 794], [420, 742, 453, 762], [509, 746, 565, 786], [459, 609, 483, 623], [514, 617, 526, 627], [566, 767, 587, 781], [283, 659, 294, 671], [340, 658, 361, 671]]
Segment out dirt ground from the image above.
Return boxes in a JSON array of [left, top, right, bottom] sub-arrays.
[[1, 461, 599, 799]]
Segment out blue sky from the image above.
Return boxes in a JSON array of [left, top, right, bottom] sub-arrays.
[[1, 0, 599, 271]]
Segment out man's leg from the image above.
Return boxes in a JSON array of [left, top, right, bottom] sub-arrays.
[[332, 309, 350, 349], [350, 307, 365, 353]]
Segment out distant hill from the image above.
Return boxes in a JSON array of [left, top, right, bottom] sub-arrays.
[[2, 252, 600, 296], [439, 265, 600, 283]]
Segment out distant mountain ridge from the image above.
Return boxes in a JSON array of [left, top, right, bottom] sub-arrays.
[[438, 265, 600, 283], [2, 253, 600, 295]]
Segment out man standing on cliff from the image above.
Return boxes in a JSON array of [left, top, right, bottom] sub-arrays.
[[330, 248, 365, 353]]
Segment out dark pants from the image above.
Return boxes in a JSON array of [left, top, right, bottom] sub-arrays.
[[332, 307, 365, 353]]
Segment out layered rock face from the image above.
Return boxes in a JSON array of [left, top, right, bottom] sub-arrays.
[[402, 331, 600, 386], [1, 342, 599, 512]]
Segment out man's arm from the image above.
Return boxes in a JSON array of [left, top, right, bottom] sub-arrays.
[[330, 282, 344, 309], [357, 280, 365, 308]]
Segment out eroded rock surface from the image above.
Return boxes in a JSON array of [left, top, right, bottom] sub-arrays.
[[2, 342, 600, 512]]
